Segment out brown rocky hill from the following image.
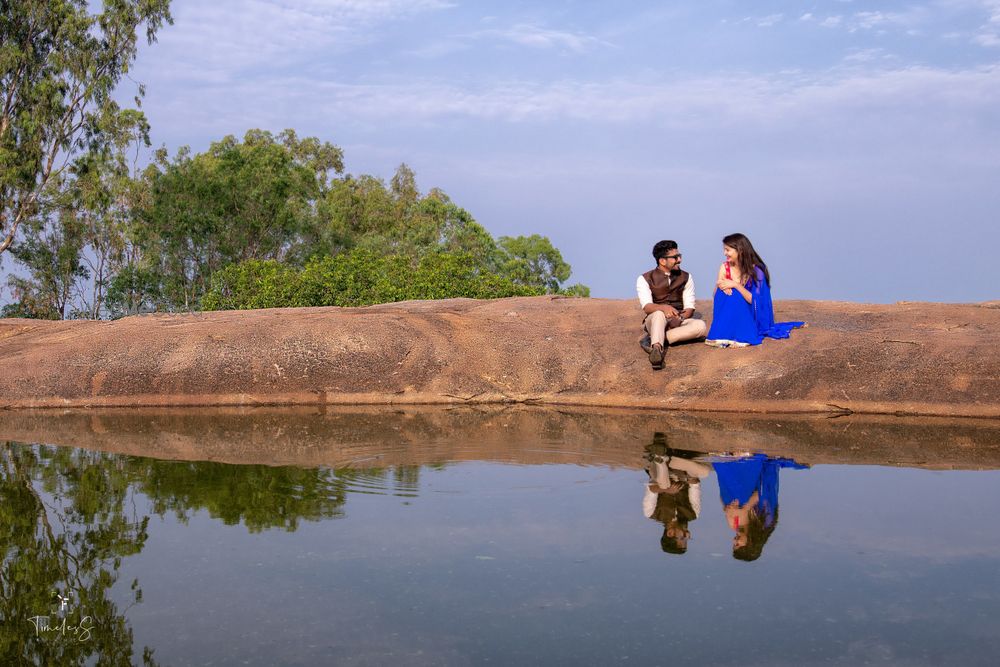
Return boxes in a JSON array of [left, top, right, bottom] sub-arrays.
[[1, 297, 997, 417]]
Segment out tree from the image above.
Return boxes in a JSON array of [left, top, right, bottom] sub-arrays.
[[496, 234, 572, 292], [318, 174, 396, 253], [68, 115, 151, 318], [2, 123, 153, 320], [0, 0, 173, 256], [139, 130, 342, 310], [4, 195, 88, 319]]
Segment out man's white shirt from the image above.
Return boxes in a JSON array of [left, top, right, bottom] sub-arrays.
[[636, 272, 696, 311]]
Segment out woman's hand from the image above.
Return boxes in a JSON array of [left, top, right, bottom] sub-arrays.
[[717, 278, 739, 291]]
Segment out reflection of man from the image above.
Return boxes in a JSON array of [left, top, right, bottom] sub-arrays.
[[637, 240, 708, 370], [643, 433, 712, 554]]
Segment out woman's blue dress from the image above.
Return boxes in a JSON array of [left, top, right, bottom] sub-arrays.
[[706, 266, 803, 345], [713, 454, 808, 527]]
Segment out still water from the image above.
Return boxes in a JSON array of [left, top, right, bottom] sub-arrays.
[[2, 408, 999, 666]]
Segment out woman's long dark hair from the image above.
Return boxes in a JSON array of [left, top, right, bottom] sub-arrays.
[[723, 233, 770, 286], [733, 506, 778, 562]]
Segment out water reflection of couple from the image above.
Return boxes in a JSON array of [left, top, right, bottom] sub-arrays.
[[643, 434, 807, 560]]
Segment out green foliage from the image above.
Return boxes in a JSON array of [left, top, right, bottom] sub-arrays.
[[67, 128, 153, 318], [295, 249, 397, 307], [316, 165, 500, 262], [0, 443, 157, 666], [139, 129, 343, 310], [3, 205, 88, 319], [202, 248, 543, 311], [137, 460, 351, 533], [408, 251, 544, 300], [496, 234, 571, 292], [200, 259, 301, 311], [1, 440, 414, 662], [105, 264, 160, 318], [0, 0, 173, 255], [3, 122, 588, 316], [559, 282, 591, 297], [0, 299, 59, 319]]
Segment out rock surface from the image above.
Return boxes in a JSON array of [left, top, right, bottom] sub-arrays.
[[1, 296, 997, 417]]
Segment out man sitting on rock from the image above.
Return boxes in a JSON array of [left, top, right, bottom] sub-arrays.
[[637, 239, 708, 369]]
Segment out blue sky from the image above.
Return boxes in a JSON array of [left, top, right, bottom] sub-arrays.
[[110, 1, 1000, 301]]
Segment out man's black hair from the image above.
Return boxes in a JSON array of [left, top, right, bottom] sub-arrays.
[[652, 240, 678, 261], [661, 529, 688, 555]]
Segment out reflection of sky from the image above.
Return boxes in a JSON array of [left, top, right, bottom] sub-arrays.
[[103, 0, 1000, 302], [115, 461, 1000, 665]]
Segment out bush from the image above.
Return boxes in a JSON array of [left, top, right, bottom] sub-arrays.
[[201, 249, 544, 311], [201, 260, 302, 311]]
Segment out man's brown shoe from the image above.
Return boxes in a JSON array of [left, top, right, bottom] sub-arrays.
[[649, 343, 665, 370]]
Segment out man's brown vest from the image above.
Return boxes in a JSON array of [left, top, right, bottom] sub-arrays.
[[642, 268, 689, 311]]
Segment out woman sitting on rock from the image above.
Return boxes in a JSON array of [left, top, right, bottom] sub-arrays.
[[705, 232, 803, 347]]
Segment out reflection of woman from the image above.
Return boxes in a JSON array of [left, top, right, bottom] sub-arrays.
[[705, 233, 803, 347], [643, 434, 712, 555], [712, 454, 808, 561]]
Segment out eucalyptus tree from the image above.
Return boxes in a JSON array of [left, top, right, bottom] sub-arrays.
[[0, 0, 173, 256], [69, 115, 152, 318], [2, 192, 87, 319]]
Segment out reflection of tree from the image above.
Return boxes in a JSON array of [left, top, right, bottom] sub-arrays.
[[1, 440, 424, 663], [134, 461, 423, 531], [136, 460, 355, 532], [392, 465, 421, 497], [0, 442, 156, 666]]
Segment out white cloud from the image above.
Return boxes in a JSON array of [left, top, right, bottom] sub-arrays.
[[986, 0, 1000, 23], [974, 0, 1000, 46], [854, 11, 893, 30], [757, 14, 784, 28], [160, 63, 1000, 139], [480, 23, 611, 53], [800, 13, 814, 22], [276, 0, 454, 22], [808, 8, 929, 33], [147, 0, 454, 78], [842, 48, 892, 63], [406, 22, 611, 59], [406, 39, 470, 58]]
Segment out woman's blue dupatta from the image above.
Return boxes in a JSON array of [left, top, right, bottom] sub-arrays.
[[751, 267, 803, 340]]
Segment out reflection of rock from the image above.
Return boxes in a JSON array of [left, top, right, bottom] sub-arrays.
[[1, 405, 998, 471], [0, 297, 998, 417]]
